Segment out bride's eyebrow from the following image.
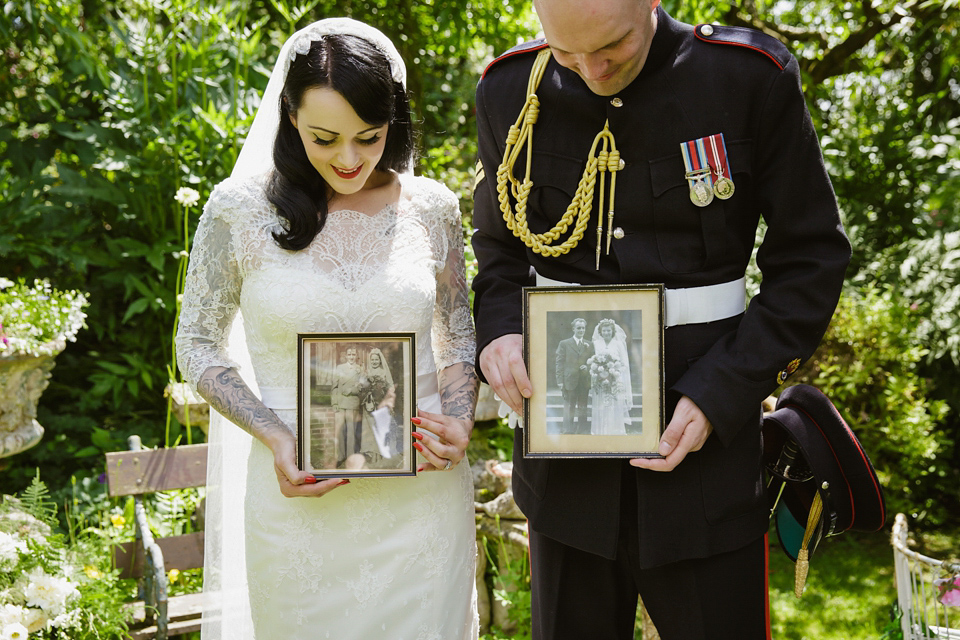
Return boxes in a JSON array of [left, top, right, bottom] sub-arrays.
[[307, 125, 382, 135]]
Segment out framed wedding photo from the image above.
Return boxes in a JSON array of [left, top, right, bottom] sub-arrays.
[[297, 332, 417, 478], [522, 285, 665, 458]]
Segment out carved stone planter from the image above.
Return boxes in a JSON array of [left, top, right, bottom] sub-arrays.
[[0, 345, 61, 458]]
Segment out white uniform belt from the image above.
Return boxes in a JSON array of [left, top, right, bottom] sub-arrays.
[[259, 371, 441, 411], [534, 273, 746, 327]]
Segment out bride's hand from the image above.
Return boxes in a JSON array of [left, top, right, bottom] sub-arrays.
[[266, 429, 349, 497], [411, 410, 471, 472]]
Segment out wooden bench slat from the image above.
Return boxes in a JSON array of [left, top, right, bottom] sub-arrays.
[[127, 592, 205, 624], [129, 618, 202, 640], [106, 444, 208, 497], [114, 532, 205, 579]]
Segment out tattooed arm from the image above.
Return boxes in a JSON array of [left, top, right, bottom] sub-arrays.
[[196, 366, 346, 496], [438, 361, 480, 431], [413, 362, 479, 472]]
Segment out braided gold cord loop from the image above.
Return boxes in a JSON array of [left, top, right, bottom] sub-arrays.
[[495, 49, 624, 260]]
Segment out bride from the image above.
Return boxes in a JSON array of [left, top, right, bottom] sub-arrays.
[[588, 319, 633, 435], [176, 18, 479, 639]]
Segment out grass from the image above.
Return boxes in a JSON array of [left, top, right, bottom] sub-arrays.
[[769, 529, 898, 639]]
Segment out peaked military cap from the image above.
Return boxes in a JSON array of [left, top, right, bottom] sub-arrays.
[[762, 384, 886, 596]]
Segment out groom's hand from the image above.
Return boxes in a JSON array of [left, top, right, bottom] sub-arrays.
[[479, 333, 531, 415], [629, 395, 713, 472]]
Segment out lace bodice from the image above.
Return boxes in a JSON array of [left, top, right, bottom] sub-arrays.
[[176, 173, 475, 393]]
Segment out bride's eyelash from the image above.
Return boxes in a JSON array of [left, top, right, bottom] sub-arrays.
[[310, 134, 382, 147]]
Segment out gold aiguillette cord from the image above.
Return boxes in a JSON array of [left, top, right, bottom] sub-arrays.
[[496, 49, 623, 268]]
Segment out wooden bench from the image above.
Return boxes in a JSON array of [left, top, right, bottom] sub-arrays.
[[105, 436, 208, 640]]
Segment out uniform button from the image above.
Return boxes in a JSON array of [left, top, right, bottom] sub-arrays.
[[611, 97, 623, 107], [613, 227, 624, 239], [701, 24, 714, 37]]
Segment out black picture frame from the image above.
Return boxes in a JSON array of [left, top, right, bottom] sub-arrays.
[[297, 332, 417, 477], [522, 284, 665, 458]]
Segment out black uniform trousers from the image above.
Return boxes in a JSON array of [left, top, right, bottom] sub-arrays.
[[528, 463, 770, 640]]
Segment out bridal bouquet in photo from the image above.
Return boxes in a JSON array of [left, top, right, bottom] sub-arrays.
[[587, 353, 624, 398]]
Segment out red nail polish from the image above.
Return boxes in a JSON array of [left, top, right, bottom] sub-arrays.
[[303, 476, 317, 484], [417, 465, 427, 473], [413, 442, 424, 452], [411, 417, 422, 425], [412, 432, 424, 441], [338, 479, 350, 486]]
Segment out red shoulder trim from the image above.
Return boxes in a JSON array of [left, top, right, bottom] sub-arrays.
[[481, 39, 549, 80], [694, 24, 790, 71]]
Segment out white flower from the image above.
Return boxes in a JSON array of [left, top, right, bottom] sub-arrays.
[[0, 622, 28, 640], [21, 568, 78, 617], [0, 532, 26, 565], [174, 186, 201, 208], [0, 605, 25, 627], [0, 278, 12, 290], [20, 609, 46, 634], [50, 608, 82, 630]]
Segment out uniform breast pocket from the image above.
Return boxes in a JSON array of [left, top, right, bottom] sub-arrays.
[[648, 139, 752, 274], [526, 152, 592, 265]]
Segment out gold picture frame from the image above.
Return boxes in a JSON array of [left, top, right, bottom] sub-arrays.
[[297, 332, 416, 477], [523, 285, 665, 458]]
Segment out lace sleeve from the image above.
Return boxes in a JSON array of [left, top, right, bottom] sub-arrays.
[[175, 182, 246, 389], [430, 185, 477, 371]]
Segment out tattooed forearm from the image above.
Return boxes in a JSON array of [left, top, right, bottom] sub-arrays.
[[438, 362, 479, 429], [196, 366, 289, 445]]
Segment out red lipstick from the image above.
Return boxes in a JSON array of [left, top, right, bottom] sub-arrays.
[[333, 165, 362, 179]]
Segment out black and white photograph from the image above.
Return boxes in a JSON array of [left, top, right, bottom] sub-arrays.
[[297, 332, 416, 477], [523, 285, 664, 457]]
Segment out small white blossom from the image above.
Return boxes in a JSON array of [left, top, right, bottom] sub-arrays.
[[0, 605, 26, 628], [50, 607, 82, 630], [0, 278, 12, 290], [174, 186, 201, 208], [0, 533, 26, 566], [0, 622, 28, 640]]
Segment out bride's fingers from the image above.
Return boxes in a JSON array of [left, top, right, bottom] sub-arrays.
[[413, 436, 451, 471], [274, 465, 348, 497], [412, 410, 469, 450], [411, 409, 471, 472]]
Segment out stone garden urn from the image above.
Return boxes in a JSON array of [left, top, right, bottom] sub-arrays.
[[0, 341, 62, 458]]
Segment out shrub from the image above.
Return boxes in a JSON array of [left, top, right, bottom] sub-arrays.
[[789, 284, 954, 526]]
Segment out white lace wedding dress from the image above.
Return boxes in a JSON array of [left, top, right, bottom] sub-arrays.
[[176, 172, 478, 639]]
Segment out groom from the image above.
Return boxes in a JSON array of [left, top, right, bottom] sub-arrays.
[[555, 318, 594, 434]]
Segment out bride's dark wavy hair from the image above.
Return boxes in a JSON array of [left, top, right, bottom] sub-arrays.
[[267, 35, 414, 250]]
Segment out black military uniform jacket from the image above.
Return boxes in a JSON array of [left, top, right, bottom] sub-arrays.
[[471, 7, 851, 568]]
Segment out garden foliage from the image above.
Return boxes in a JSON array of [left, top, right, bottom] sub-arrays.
[[790, 284, 954, 525]]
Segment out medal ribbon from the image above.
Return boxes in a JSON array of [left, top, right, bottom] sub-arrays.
[[705, 133, 732, 181], [681, 138, 713, 187]]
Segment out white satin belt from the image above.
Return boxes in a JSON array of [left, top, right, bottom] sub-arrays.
[[534, 272, 746, 327], [260, 371, 441, 412]]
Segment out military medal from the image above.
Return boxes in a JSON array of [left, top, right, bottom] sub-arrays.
[[681, 138, 715, 207], [707, 133, 735, 200], [688, 169, 713, 206]]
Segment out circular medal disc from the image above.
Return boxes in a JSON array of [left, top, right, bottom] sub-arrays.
[[690, 182, 713, 207], [714, 176, 735, 200]]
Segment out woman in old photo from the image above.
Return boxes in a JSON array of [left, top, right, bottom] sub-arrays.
[[588, 318, 633, 435]]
